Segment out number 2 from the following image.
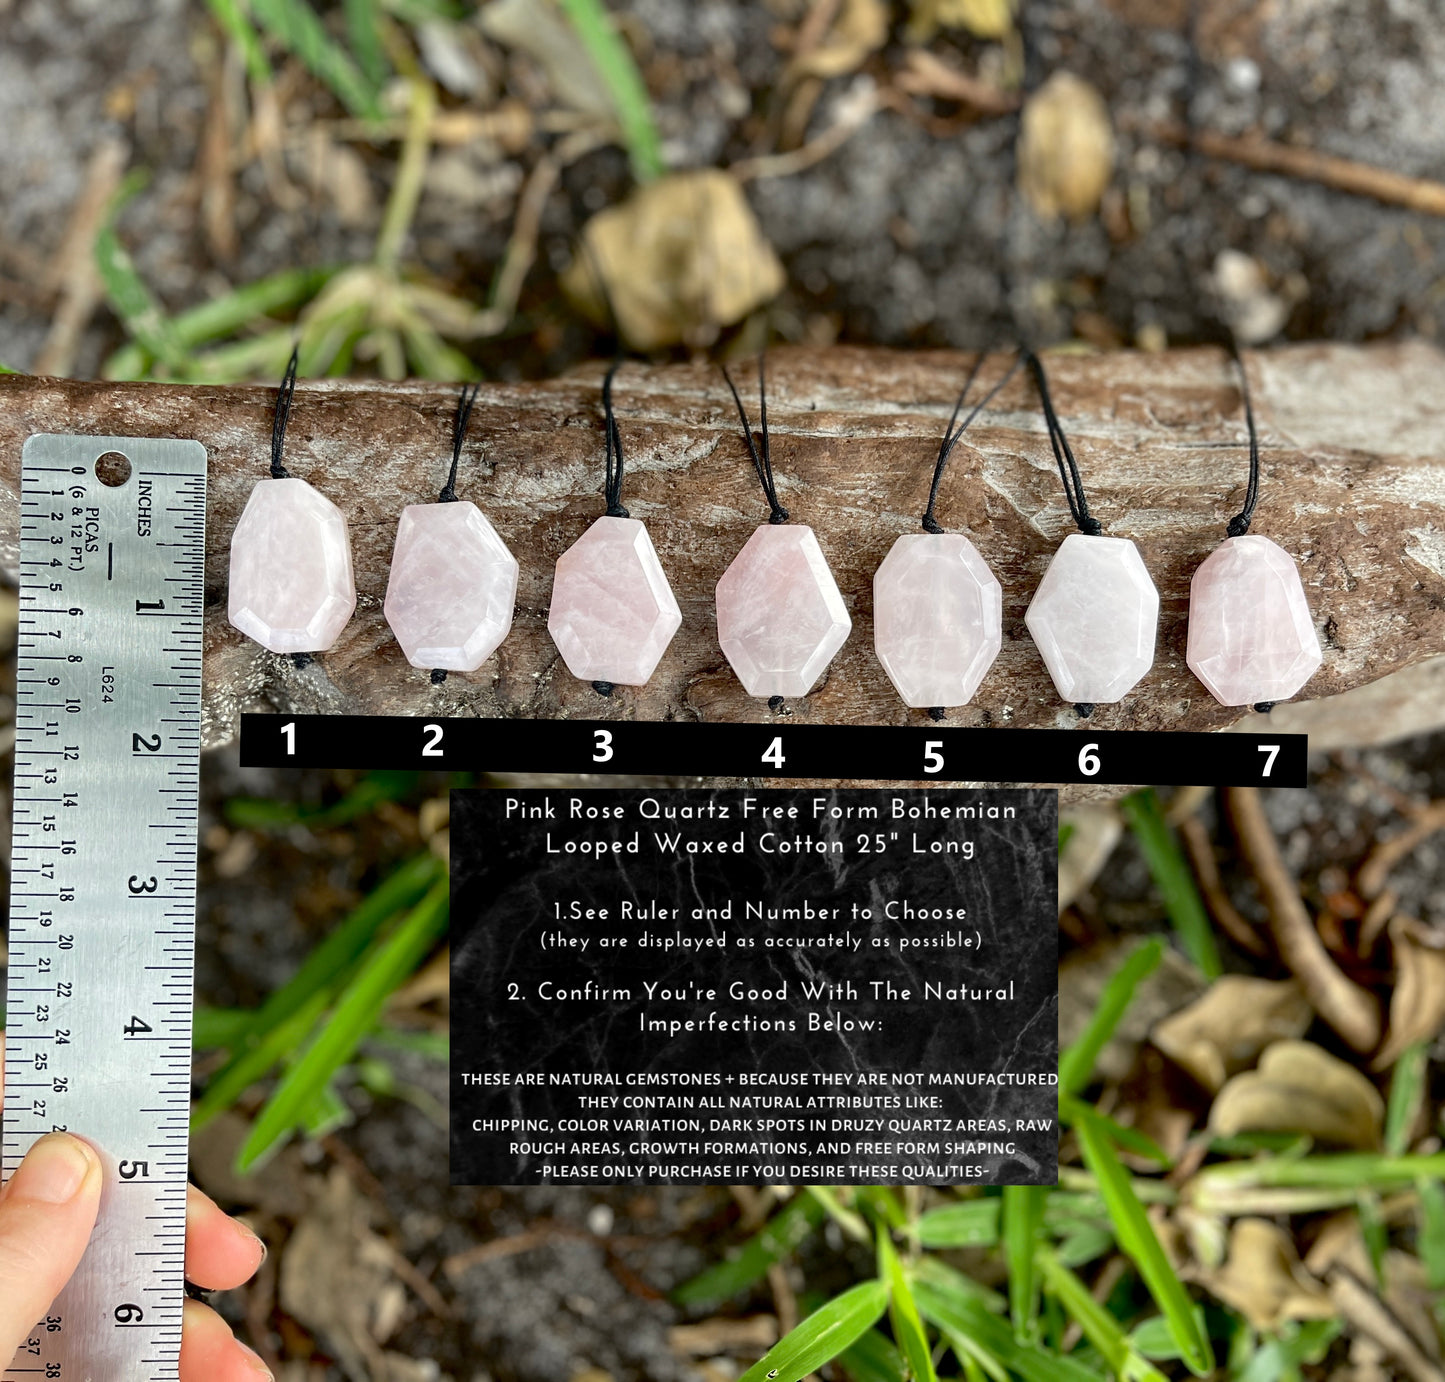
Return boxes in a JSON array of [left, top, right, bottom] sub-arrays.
[[1258, 743, 1280, 778], [422, 723, 444, 758]]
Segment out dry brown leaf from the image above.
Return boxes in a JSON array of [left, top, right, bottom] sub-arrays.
[[908, 0, 1015, 41], [1017, 72, 1114, 221], [1208, 1040, 1384, 1149], [1374, 915, 1445, 1068], [562, 169, 786, 351], [788, 0, 889, 81], [280, 1168, 408, 1382], [1195, 1218, 1335, 1331], [1057, 804, 1123, 912], [1152, 977, 1313, 1092], [669, 1316, 780, 1356]]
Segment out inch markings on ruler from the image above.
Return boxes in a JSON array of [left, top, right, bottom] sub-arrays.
[[6, 438, 207, 1382]]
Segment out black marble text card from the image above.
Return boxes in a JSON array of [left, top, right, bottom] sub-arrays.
[[450, 788, 1058, 1186]]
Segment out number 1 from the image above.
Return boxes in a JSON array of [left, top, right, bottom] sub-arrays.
[[280, 721, 295, 756]]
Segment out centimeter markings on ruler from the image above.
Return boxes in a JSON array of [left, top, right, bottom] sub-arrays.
[[5, 436, 207, 1382]]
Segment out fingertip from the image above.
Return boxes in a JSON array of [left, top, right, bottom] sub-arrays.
[[185, 1186, 266, 1289], [180, 1298, 273, 1382]]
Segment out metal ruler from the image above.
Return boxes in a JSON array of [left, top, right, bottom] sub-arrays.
[[5, 435, 207, 1382]]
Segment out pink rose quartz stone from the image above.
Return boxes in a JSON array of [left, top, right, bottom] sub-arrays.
[[1187, 534, 1322, 706], [1025, 532, 1158, 704], [874, 532, 1002, 708], [716, 524, 851, 698], [548, 515, 682, 685], [384, 501, 519, 671], [227, 476, 356, 654]]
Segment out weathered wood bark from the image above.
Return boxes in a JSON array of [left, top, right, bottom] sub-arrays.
[[2, 344, 1444, 767]]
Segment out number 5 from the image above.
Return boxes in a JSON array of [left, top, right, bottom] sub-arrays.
[[1258, 743, 1280, 778], [923, 740, 944, 775]]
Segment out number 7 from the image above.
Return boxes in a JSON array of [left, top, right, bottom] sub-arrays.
[[1258, 744, 1280, 778]]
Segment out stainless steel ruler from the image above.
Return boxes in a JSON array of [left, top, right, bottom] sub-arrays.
[[5, 435, 207, 1382]]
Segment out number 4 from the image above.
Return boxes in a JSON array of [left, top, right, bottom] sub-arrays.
[[762, 737, 785, 769], [1258, 743, 1280, 778]]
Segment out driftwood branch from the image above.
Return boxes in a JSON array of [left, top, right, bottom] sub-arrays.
[[2, 344, 1444, 768]]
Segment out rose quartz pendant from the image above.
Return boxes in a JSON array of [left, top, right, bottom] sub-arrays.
[[874, 533, 1002, 708], [716, 524, 851, 698], [1187, 534, 1322, 706], [228, 476, 356, 654], [1025, 532, 1158, 704], [384, 502, 519, 672], [548, 515, 682, 685]]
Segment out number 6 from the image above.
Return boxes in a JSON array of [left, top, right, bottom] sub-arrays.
[[1078, 742, 1100, 777]]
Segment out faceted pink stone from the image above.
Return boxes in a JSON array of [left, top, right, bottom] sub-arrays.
[[384, 502, 519, 671], [227, 477, 356, 654], [1187, 534, 1322, 706], [548, 515, 682, 685], [716, 524, 851, 698], [1025, 532, 1159, 704], [874, 533, 1002, 708]]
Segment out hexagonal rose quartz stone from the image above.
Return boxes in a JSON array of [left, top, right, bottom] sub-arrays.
[[548, 515, 682, 685], [1187, 534, 1322, 706], [227, 477, 356, 654], [1025, 532, 1158, 704], [874, 532, 1002, 708], [716, 524, 851, 698], [384, 501, 519, 671]]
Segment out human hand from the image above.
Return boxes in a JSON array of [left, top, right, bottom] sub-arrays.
[[0, 1032, 272, 1379]]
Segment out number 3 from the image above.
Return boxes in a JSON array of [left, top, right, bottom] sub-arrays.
[[593, 729, 613, 763]]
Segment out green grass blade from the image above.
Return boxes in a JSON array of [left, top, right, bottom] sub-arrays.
[[1417, 1176, 1445, 1290], [738, 1279, 890, 1382], [673, 1190, 827, 1307], [912, 1260, 1104, 1382], [1004, 1185, 1046, 1339], [193, 852, 441, 1130], [1119, 790, 1221, 978], [855, 1185, 908, 1231], [192, 1006, 256, 1050], [0, 362, 20, 374], [1059, 937, 1163, 1099], [1038, 1250, 1169, 1382], [1060, 1095, 1171, 1168], [839, 1327, 907, 1382], [1074, 1108, 1213, 1376], [204, 0, 273, 83], [1128, 1310, 1208, 1361], [1384, 1040, 1428, 1155], [248, 0, 382, 118], [916, 1199, 1001, 1249], [95, 172, 188, 370], [345, 0, 388, 86], [237, 876, 448, 1169], [878, 1227, 937, 1382], [555, 0, 664, 181]]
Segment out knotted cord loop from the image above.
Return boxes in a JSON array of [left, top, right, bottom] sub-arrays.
[[602, 359, 629, 518], [440, 381, 481, 503], [1024, 349, 1102, 537], [922, 349, 1023, 534], [722, 353, 788, 525], [270, 345, 299, 479], [1225, 342, 1261, 539]]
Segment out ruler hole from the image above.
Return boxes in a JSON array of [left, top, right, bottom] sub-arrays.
[[95, 451, 132, 487]]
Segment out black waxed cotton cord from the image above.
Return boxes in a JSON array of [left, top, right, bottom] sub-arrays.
[[722, 353, 788, 525], [603, 359, 628, 520], [1024, 349, 1103, 538], [270, 346, 298, 480], [923, 349, 1023, 534], [1225, 341, 1261, 539]]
